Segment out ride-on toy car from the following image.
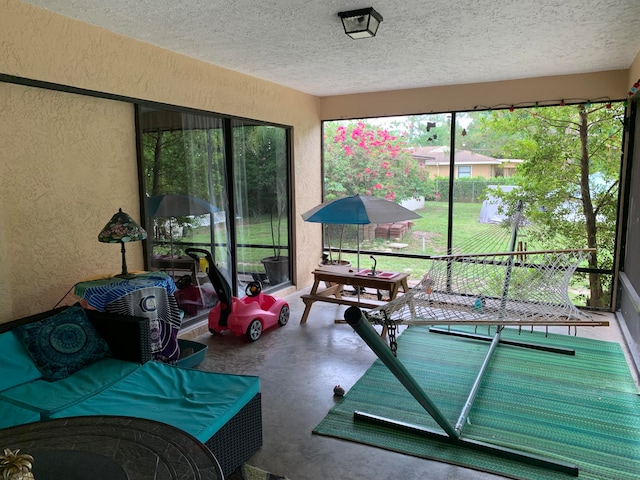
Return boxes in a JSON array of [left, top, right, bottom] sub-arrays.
[[185, 248, 290, 341]]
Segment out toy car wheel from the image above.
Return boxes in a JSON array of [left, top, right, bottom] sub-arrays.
[[278, 305, 290, 326], [246, 319, 262, 342], [208, 328, 219, 335]]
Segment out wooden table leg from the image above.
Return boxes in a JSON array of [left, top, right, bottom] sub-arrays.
[[300, 297, 315, 324], [300, 278, 321, 324], [388, 277, 410, 300]]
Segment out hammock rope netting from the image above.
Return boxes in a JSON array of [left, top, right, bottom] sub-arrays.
[[366, 211, 608, 329]]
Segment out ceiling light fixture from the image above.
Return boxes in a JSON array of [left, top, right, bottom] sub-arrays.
[[338, 7, 383, 39]]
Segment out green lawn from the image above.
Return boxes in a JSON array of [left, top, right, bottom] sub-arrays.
[[162, 202, 595, 306], [179, 201, 499, 274], [334, 201, 494, 274]]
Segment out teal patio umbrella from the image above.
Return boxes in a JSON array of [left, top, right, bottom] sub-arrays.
[[147, 193, 219, 256], [301, 194, 421, 270]]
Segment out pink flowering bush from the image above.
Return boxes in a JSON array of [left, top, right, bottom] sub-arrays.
[[323, 121, 428, 202]]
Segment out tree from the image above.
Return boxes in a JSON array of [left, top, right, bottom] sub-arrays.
[[237, 125, 289, 260], [390, 114, 452, 147], [323, 120, 429, 202], [479, 102, 624, 306]]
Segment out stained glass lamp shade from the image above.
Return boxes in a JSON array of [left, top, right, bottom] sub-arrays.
[[98, 208, 147, 279]]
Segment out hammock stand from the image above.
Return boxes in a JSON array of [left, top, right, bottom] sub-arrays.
[[341, 202, 607, 476], [345, 306, 578, 476]]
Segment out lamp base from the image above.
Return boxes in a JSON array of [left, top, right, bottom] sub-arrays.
[[114, 272, 137, 280]]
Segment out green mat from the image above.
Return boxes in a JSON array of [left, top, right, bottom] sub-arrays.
[[313, 326, 640, 479]]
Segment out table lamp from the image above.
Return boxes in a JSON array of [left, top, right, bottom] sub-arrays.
[[98, 208, 147, 279]]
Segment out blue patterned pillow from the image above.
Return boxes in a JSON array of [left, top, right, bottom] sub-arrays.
[[13, 306, 110, 381]]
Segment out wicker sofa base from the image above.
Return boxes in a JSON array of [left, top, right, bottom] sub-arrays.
[[205, 392, 263, 477]]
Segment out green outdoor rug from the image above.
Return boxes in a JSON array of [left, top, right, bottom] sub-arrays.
[[313, 326, 640, 480]]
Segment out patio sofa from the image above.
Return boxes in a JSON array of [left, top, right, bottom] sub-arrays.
[[0, 305, 261, 477]]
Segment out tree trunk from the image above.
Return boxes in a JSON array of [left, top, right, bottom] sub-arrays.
[[578, 107, 603, 306], [151, 131, 163, 196]]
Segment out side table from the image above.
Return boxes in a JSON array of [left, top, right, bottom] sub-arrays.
[[0, 416, 223, 480]]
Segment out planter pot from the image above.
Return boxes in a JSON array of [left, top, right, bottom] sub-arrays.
[[318, 260, 352, 268], [261, 256, 289, 285]]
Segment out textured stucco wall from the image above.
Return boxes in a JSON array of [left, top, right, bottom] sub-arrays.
[[319, 71, 629, 120], [0, 0, 322, 321], [0, 83, 141, 320]]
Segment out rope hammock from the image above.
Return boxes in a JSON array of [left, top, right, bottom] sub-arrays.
[[366, 248, 607, 329], [366, 202, 608, 331], [341, 203, 606, 476]]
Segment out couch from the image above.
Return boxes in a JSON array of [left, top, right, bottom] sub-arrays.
[[0, 305, 262, 477]]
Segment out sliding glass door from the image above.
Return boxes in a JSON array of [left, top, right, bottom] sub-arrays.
[[232, 121, 290, 288], [137, 106, 291, 321]]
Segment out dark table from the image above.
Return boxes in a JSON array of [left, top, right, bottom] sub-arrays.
[[0, 416, 224, 480]]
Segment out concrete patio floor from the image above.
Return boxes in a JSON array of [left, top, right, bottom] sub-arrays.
[[188, 287, 638, 480]]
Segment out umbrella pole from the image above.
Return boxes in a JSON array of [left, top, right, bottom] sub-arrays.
[[357, 226, 361, 271], [357, 227, 360, 302]]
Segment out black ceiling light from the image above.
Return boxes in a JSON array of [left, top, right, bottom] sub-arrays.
[[338, 8, 383, 39]]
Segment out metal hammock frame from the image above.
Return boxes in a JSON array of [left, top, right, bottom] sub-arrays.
[[341, 202, 608, 475]]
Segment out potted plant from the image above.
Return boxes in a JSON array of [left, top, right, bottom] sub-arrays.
[[320, 224, 351, 267], [261, 178, 289, 285]]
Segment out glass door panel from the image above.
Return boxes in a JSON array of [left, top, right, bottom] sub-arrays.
[[139, 107, 229, 318], [232, 121, 290, 290]]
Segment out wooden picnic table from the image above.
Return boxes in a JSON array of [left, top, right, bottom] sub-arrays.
[[300, 265, 410, 324]]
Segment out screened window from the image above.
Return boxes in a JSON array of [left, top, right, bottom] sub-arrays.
[[322, 102, 624, 309]]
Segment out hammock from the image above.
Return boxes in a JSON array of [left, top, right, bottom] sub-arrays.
[[366, 248, 607, 328], [341, 203, 606, 476], [367, 201, 608, 330]]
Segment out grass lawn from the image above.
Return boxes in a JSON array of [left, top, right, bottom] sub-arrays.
[[174, 201, 506, 274], [160, 201, 596, 306]]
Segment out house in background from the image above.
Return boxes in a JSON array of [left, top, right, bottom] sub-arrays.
[[412, 146, 523, 179]]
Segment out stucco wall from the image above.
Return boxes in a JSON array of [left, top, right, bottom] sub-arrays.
[[0, 0, 322, 320], [0, 84, 141, 320], [319, 71, 629, 120]]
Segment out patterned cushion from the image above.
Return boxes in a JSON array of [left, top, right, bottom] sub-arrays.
[[13, 306, 110, 381]]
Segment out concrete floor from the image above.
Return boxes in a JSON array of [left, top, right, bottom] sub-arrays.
[[189, 288, 638, 480]]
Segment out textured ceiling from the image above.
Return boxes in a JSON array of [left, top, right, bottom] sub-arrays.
[[19, 0, 640, 97]]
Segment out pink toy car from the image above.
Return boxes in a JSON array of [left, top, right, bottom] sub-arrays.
[[186, 248, 289, 341]]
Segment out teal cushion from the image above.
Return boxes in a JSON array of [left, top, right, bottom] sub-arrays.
[[0, 358, 140, 416], [13, 305, 110, 381], [50, 362, 260, 442], [0, 331, 42, 390], [0, 400, 40, 429]]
